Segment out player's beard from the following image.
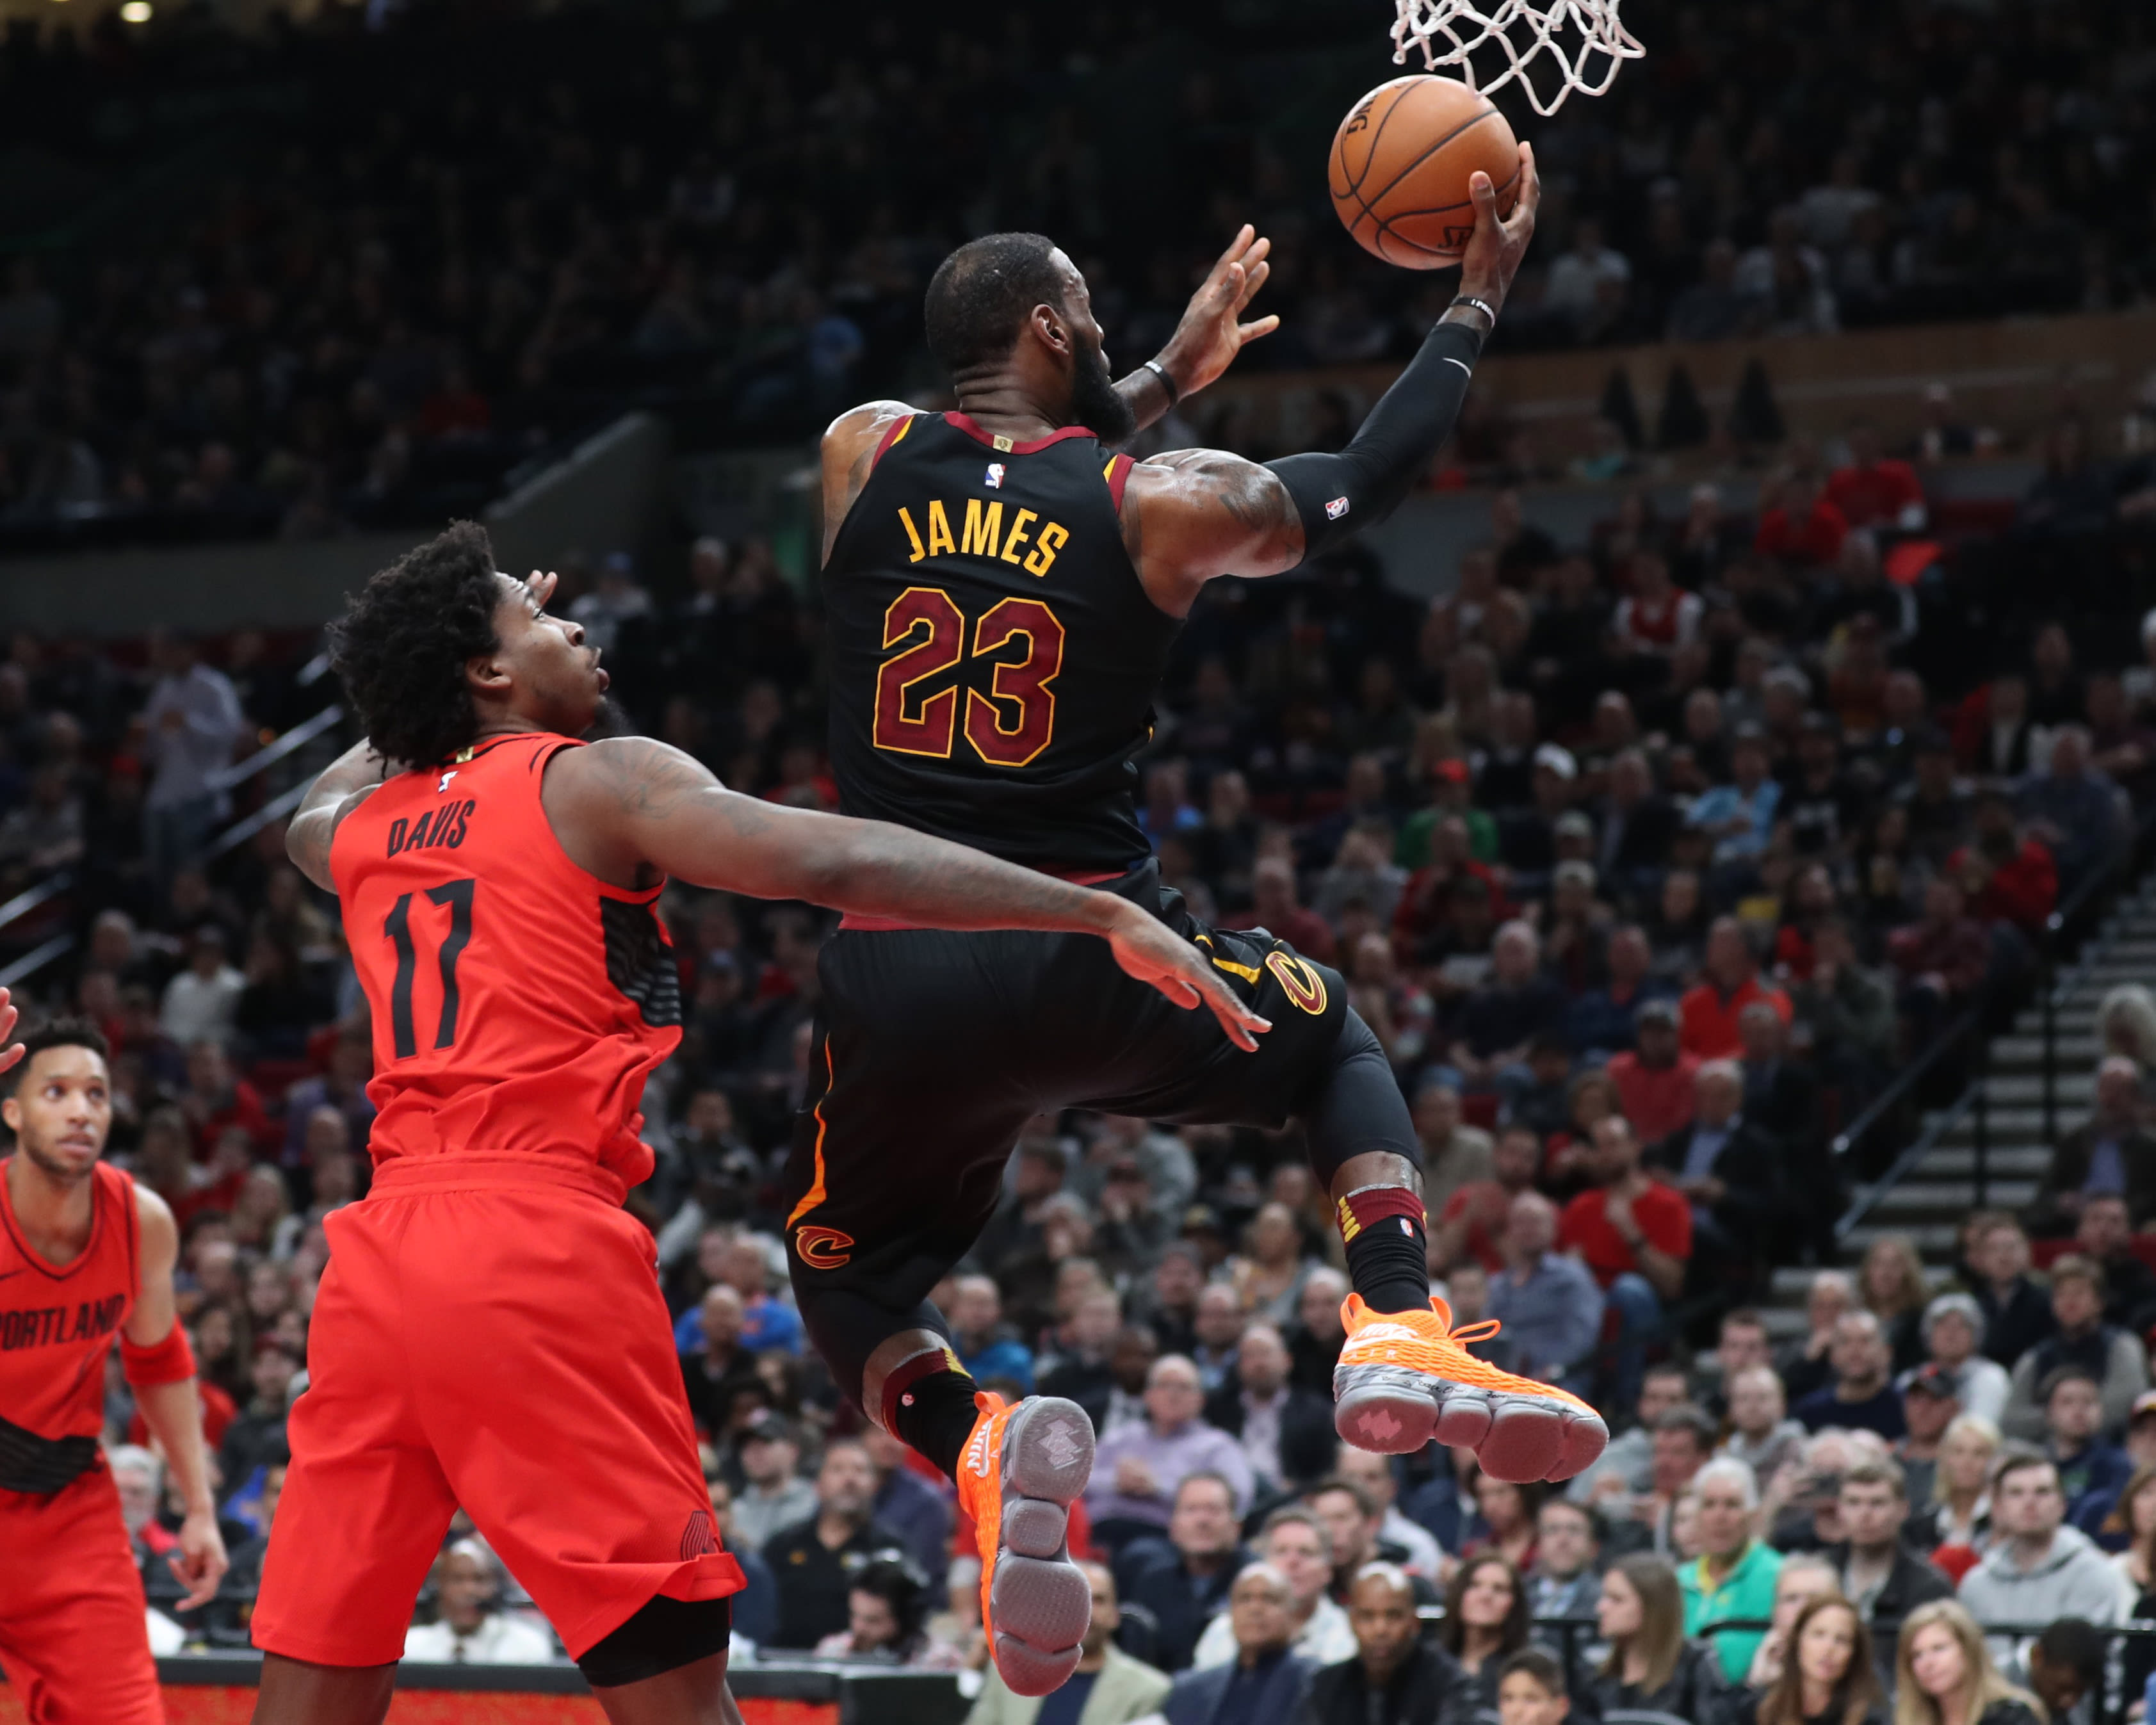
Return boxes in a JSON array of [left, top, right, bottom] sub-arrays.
[[579, 696, 635, 741], [19, 1131, 97, 1185], [1069, 332, 1137, 446]]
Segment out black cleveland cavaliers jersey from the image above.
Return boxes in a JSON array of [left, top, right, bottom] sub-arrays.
[[823, 412, 1183, 873]]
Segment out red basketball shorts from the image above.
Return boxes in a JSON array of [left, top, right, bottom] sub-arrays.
[[251, 1156, 743, 1667], [0, 1468, 163, 1725]]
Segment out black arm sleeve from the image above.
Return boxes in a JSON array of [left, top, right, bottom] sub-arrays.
[[1264, 317, 1483, 564]]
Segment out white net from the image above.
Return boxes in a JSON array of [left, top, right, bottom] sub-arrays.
[[1391, 0, 1644, 116]]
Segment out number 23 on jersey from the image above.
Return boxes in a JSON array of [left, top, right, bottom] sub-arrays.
[[873, 587, 1064, 767]]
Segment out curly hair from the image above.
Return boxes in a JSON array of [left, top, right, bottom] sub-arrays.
[[328, 521, 502, 766]]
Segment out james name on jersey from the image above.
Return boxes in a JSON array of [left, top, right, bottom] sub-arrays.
[[895, 496, 1072, 578]]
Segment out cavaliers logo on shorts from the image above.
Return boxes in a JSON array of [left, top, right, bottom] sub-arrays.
[[792, 1226, 855, 1269], [1265, 951, 1329, 1016]]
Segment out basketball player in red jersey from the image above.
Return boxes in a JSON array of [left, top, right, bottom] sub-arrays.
[[2, 1012, 230, 1725], [245, 523, 1263, 1724], [795, 151, 1602, 1684]]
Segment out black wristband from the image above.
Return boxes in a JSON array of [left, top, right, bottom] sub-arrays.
[[1142, 358, 1180, 406], [1449, 295, 1498, 332]]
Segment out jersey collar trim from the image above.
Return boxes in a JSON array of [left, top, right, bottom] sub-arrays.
[[0, 1156, 106, 1282], [943, 412, 1098, 456]]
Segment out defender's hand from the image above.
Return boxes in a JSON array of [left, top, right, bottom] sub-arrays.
[[0, 987, 20, 1077], [1156, 225, 1281, 400], [1104, 905, 1271, 1053], [1457, 142, 1540, 313], [170, 1507, 229, 1611]]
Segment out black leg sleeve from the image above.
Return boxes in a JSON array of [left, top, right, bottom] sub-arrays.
[[1300, 1008, 1420, 1188]]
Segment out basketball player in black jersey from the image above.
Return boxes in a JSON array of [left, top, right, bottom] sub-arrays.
[[788, 147, 1605, 1698]]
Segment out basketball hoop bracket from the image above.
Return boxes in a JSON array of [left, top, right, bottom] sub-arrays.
[[1392, 0, 1644, 116]]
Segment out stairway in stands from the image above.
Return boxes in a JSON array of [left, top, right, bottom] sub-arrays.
[[1761, 876, 2156, 1339]]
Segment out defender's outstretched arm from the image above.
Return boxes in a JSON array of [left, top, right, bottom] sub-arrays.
[[549, 736, 1272, 1051]]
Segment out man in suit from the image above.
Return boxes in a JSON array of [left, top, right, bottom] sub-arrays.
[[1646, 1059, 1779, 1295], [2030, 1057, 2156, 1236], [1201, 1324, 1336, 1498], [1301, 1564, 1459, 1725], [1599, 747, 1681, 897], [1117, 1472, 1253, 1672], [1163, 1564, 1317, 1725], [966, 1563, 1172, 1725]]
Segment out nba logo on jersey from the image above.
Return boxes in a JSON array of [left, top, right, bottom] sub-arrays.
[[985, 462, 1006, 489], [436, 770, 458, 794], [1325, 496, 1350, 521]]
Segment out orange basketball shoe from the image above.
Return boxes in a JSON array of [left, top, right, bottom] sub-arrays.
[[957, 1391, 1096, 1696], [1333, 1294, 1609, 1483]]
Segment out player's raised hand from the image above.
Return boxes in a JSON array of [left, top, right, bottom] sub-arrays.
[[1154, 225, 1282, 400], [1103, 905, 1271, 1053], [0, 987, 21, 1077], [1458, 140, 1540, 313], [170, 1503, 229, 1610]]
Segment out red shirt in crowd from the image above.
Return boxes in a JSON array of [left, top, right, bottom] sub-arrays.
[[1441, 1178, 1519, 1274], [186, 1078, 274, 1160], [1947, 839, 2057, 935], [1557, 1181, 1694, 1289], [1824, 459, 1924, 530], [1754, 498, 1850, 567], [1678, 976, 1792, 1060], [1605, 1049, 1701, 1147]]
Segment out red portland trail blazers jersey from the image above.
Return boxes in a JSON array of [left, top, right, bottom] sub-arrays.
[[0, 1158, 138, 1445], [331, 733, 683, 1193]]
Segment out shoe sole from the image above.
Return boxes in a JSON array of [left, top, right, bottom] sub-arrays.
[[985, 1397, 1095, 1697], [1334, 1363, 1610, 1483]]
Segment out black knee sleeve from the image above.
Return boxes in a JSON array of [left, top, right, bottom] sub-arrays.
[[578, 1594, 731, 1688], [790, 1284, 951, 1410], [1301, 1008, 1419, 1188]]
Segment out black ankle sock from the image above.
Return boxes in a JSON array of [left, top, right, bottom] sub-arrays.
[[891, 1369, 982, 1481], [1345, 1217, 1433, 1315]]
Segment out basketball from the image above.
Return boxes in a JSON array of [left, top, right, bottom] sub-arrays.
[[1330, 74, 1521, 270]]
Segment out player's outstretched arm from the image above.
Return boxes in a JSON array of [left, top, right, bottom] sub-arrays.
[[286, 737, 398, 891], [126, 1186, 229, 1610], [548, 737, 1270, 1050], [1124, 143, 1540, 617], [0, 985, 20, 1078], [1110, 225, 1281, 441]]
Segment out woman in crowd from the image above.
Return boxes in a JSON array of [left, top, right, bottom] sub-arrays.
[[814, 1559, 960, 1668], [1860, 1236, 1931, 1373], [1232, 1201, 1310, 1324], [1466, 1477, 1543, 1573], [2106, 1461, 2156, 1582], [1744, 1555, 1841, 1690], [1852, 804, 1927, 942], [1541, 1069, 1621, 1199], [1591, 1553, 1733, 1725], [1917, 1416, 2001, 1572], [1893, 1601, 2042, 1725], [1747, 1594, 1883, 1725], [1438, 1553, 1532, 1725]]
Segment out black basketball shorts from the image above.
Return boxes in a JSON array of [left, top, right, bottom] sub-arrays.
[[779, 861, 1346, 1307]]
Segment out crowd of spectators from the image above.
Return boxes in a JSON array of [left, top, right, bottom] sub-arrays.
[[1, 0, 2152, 544], [6, 404, 2156, 1686]]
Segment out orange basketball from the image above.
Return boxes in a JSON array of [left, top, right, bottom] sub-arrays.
[[1330, 74, 1521, 270]]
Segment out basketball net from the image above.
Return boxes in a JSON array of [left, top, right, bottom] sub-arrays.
[[1392, 0, 1644, 116]]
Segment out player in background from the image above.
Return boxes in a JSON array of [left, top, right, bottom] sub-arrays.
[[245, 524, 1264, 1725], [795, 145, 1603, 1694], [1, 1011, 229, 1725]]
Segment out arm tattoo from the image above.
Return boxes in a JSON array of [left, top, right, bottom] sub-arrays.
[[604, 738, 720, 821], [1215, 462, 1295, 536]]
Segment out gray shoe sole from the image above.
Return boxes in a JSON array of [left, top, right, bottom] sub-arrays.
[[1334, 1363, 1609, 1482], [984, 1397, 1095, 1697]]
